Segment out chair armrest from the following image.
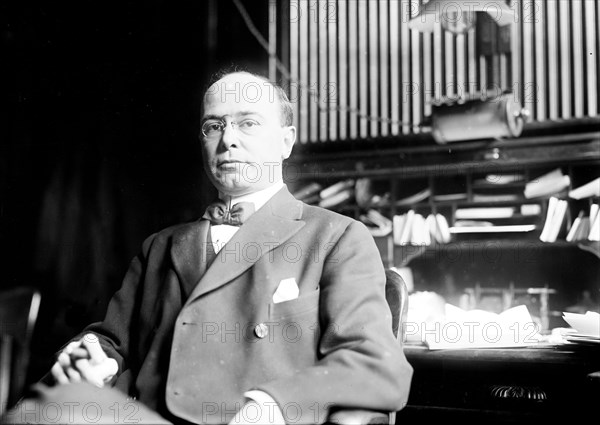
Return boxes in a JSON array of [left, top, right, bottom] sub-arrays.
[[327, 409, 390, 425]]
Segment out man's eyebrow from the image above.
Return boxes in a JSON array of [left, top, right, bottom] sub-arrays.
[[236, 111, 265, 119], [201, 114, 226, 122]]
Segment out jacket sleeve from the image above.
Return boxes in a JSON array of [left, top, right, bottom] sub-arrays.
[[45, 233, 157, 386], [256, 221, 413, 424]]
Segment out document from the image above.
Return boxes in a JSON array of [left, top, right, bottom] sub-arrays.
[[420, 304, 543, 350]]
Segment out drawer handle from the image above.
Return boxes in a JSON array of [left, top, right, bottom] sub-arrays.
[[490, 385, 547, 401]]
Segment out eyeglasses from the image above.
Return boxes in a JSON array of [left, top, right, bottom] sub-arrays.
[[201, 118, 262, 139]]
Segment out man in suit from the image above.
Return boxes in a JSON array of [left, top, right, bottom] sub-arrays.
[[41, 70, 413, 424]]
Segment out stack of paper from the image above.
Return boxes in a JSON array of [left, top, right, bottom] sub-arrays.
[[569, 177, 600, 200], [360, 209, 392, 237], [524, 168, 571, 199], [318, 179, 355, 209], [539, 197, 569, 242], [423, 304, 543, 350], [561, 311, 600, 344]]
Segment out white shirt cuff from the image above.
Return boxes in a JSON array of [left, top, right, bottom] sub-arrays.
[[243, 390, 285, 424]]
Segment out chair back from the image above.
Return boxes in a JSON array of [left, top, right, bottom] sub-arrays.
[[385, 268, 409, 342], [328, 269, 410, 425], [0, 287, 41, 415]]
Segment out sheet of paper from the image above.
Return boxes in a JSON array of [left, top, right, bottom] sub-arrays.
[[421, 304, 543, 350]]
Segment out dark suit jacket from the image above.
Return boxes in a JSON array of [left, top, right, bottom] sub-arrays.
[[82, 187, 413, 424]]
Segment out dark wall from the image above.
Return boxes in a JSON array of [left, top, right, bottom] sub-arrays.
[[2, 0, 270, 382]]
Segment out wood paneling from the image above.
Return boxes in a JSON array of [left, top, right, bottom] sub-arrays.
[[284, 0, 600, 144]]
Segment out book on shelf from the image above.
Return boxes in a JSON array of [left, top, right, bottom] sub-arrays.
[[482, 173, 525, 185], [569, 177, 600, 200], [450, 224, 536, 234], [455, 207, 515, 220], [566, 211, 585, 242], [396, 210, 415, 245], [539, 196, 569, 243], [435, 214, 452, 243], [396, 188, 431, 206], [472, 193, 521, 202], [432, 193, 468, 202], [318, 188, 354, 209], [319, 179, 355, 199], [524, 168, 571, 199], [360, 209, 392, 237], [589, 204, 600, 241], [393, 211, 452, 245], [292, 182, 322, 201], [520, 204, 542, 216]]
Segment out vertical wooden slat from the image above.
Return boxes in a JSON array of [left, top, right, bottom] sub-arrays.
[[318, 1, 329, 141], [585, 0, 598, 116], [547, 0, 559, 120], [308, 0, 319, 142], [456, 33, 466, 99], [298, 0, 309, 144], [522, 0, 535, 118], [268, 0, 277, 81], [338, 0, 348, 140], [445, 32, 455, 98], [433, 23, 444, 105], [423, 31, 433, 117], [327, 0, 338, 141], [348, 0, 358, 139], [379, 0, 390, 137], [289, 0, 299, 132], [467, 27, 477, 95], [390, 0, 400, 135], [411, 29, 422, 132], [559, 0, 572, 118], [511, 0, 522, 107], [597, 0, 600, 115], [534, 0, 546, 120], [358, 0, 369, 138], [572, 0, 585, 118], [369, 0, 379, 137], [401, 0, 412, 134]]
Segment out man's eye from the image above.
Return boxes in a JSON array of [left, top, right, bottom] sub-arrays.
[[238, 119, 260, 129], [205, 122, 223, 132]]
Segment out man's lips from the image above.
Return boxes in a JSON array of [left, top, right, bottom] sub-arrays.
[[217, 160, 245, 168]]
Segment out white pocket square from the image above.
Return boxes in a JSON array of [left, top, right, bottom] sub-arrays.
[[272, 278, 300, 304]]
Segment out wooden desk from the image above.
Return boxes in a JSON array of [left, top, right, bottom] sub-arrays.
[[397, 343, 600, 424]]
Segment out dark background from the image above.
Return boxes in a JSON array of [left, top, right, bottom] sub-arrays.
[[2, 0, 273, 382]]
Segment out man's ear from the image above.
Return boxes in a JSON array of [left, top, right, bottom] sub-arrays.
[[281, 126, 296, 159]]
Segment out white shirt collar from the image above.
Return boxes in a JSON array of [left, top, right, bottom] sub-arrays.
[[218, 181, 285, 212]]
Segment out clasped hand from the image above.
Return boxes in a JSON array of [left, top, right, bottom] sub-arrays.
[[50, 333, 118, 388]]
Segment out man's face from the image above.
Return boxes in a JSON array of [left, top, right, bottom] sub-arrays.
[[200, 73, 296, 197]]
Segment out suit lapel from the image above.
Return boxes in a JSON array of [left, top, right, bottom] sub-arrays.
[[170, 219, 211, 299], [184, 187, 305, 305]]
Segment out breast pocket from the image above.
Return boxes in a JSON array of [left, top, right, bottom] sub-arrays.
[[267, 288, 321, 366], [268, 287, 320, 321]]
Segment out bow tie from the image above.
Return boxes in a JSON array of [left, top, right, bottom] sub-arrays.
[[202, 200, 255, 226]]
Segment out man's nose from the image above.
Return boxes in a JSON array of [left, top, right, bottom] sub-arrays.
[[220, 122, 238, 149]]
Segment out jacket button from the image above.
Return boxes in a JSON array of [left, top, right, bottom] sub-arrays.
[[254, 323, 269, 339]]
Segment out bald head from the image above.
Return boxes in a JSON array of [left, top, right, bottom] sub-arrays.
[[203, 71, 293, 127]]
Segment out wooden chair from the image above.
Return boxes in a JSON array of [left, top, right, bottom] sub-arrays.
[[327, 268, 409, 425], [0, 287, 41, 416]]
